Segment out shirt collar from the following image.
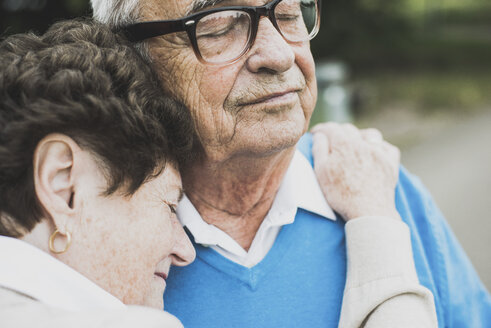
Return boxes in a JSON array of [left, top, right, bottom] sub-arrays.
[[178, 196, 247, 254], [177, 150, 336, 246], [0, 236, 125, 312], [289, 150, 336, 220]]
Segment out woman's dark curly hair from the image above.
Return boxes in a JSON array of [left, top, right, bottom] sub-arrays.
[[0, 19, 194, 237]]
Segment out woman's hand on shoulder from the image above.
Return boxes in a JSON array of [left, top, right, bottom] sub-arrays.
[[311, 122, 401, 222]]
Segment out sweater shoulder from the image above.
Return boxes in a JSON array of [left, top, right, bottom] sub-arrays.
[[296, 133, 314, 165]]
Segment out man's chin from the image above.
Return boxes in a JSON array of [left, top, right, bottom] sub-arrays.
[[232, 131, 303, 159], [245, 121, 306, 155], [196, 110, 308, 162]]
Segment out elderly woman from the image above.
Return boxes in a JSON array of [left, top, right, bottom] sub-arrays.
[[0, 19, 436, 328], [0, 20, 195, 327]]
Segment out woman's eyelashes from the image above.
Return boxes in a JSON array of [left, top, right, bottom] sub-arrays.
[[163, 201, 177, 214]]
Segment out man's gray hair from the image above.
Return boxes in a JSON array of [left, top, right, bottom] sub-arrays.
[[91, 0, 152, 60], [91, 0, 140, 27]]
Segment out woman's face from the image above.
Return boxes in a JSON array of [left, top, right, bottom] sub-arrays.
[[58, 155, 195, 309]]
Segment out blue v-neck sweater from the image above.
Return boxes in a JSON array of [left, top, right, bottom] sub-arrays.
[[164, 134, 491, 328]]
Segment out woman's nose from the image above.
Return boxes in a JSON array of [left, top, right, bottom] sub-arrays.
[[170, 217, 196, 266]]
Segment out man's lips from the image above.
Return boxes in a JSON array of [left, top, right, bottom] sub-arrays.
[[240, 89, 300, 106]]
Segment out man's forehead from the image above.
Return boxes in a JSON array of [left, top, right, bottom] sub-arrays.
[[140, 0, 270, 20], [189, 0, 270, 13], [140, 0, 192, 20], [190, 0, 222, 13]]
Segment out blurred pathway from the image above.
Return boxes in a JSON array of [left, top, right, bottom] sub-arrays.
[[400, 110, 491, 290]]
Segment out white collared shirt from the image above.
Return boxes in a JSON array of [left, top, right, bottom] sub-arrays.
[[0, 236, 125, 312], [177, 150, 336, 268]]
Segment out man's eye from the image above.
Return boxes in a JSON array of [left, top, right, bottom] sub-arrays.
[[197, 13, 247, 39], [198, 25, 234, 38], [276, 14, 300, 22]]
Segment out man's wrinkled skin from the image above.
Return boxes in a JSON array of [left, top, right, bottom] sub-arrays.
[[141, 0, 400, 250], [142, 0, 316, 160]]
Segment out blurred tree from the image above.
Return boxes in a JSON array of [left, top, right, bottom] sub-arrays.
[[311, 0, 491, 72], [311, 0, 417, 70], [0, 0, 90, 36]]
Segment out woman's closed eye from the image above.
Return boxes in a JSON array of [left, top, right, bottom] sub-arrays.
[[164, 201, 178, 214]]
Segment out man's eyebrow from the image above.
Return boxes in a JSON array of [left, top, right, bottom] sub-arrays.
[[188, 0, 228, 15]]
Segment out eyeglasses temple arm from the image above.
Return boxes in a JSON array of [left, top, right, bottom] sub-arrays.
[[120, 19, 186, 42]]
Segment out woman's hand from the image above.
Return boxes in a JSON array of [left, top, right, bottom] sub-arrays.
[[311, 123, 401, 221]]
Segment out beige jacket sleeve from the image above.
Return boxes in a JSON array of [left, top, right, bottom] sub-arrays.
[[338, 216, 438, 328], [0, 287, 183, 328]]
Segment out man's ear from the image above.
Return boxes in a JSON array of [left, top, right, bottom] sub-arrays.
[[33, 134, 81, 233]]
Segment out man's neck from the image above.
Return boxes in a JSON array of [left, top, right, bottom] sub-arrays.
[[182, 147, 295, 251]]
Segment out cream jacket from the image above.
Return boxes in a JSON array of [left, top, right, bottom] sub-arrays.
[[339, 216, 438, 327], [0, 287, 182, 328]]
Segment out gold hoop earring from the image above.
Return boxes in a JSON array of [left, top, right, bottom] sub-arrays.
[[49, 229, 72, 254]]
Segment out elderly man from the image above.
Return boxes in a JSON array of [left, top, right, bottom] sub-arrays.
[[91, 1, 490, 327]]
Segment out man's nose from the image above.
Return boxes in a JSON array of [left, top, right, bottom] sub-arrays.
[[245, 17, 295, 73], [170, 217, 196, 266]]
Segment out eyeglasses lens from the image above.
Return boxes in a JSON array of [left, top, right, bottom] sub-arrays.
[[195, 0, 318, 64], [196, 10, 252, 64], [275, 0, 318, 42]]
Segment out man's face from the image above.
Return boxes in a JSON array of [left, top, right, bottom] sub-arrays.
[[141, 0, 317, 161]]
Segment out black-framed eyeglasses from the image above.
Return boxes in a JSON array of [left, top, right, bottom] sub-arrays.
[[121, 0, 321, 65]]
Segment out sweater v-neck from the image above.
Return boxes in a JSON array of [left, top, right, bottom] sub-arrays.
[[189, 213, 299, 290]]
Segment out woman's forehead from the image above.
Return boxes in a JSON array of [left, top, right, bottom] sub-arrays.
[[141, 165, 183, 203]]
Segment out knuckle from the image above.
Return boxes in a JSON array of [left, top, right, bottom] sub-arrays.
[[341, 123, 359, 133]]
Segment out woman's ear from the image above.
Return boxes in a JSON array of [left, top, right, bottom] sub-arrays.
[[33, 134, 81, 233]]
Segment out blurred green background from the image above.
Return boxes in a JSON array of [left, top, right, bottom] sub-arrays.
[[1, 0, 490, 288]]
